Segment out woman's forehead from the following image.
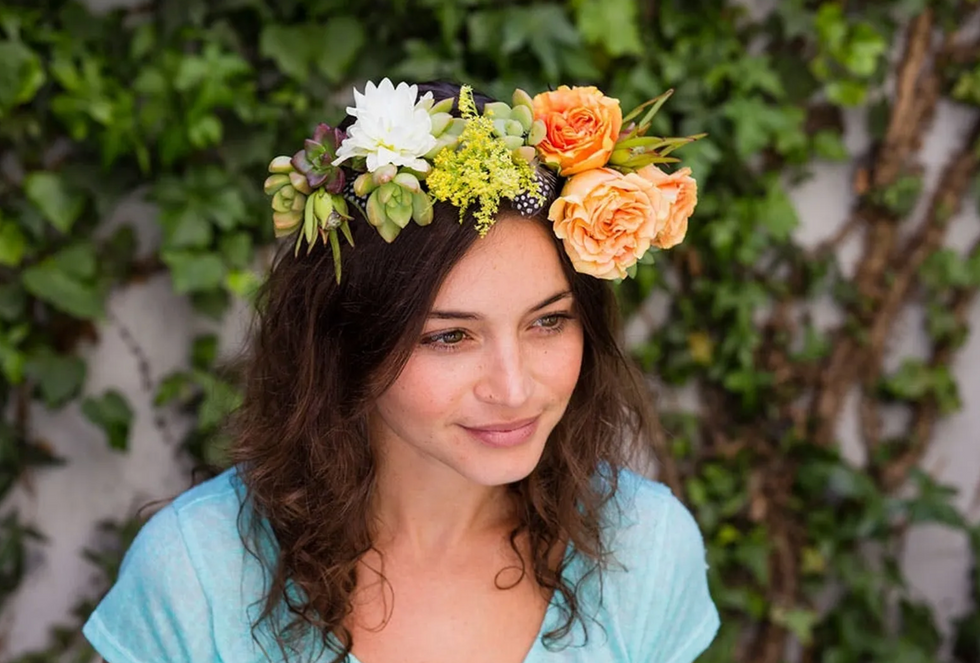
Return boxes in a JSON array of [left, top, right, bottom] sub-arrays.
[[431, 218, 570, 312]]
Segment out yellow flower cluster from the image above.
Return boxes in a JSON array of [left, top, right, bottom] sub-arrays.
[[427, 86, 540, 236]]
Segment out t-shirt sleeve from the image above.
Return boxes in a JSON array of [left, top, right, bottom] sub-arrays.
[[620, 479, 720, 663], [82, 504, 219, 663]]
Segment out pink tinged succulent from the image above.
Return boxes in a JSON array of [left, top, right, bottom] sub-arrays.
[[291, 123, 347, 193]]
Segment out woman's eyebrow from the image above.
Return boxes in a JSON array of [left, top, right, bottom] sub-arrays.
[[428, 290, 573, 320]]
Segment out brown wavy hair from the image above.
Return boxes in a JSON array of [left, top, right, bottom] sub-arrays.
[[230, 82, 660, 662]]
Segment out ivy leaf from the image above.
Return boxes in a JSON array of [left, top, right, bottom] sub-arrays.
[[770, 606, 819, 646], [571, 0, 642, 57], [191, 334, 218, 371], [23, 172, 85, 233], [192, 370, 243, 430], [0, 220, 27, 267], [21, 243, 104, 319], [0, 40, 46, 114], [163, 250, 226, 294], [25, 350, 87, 409], [0, 283, 25, 321], [757, 180, 799, 241], [82, 390, 134, 451], [0, 324, 28, 384], [219, 232, 253, 270], [315, 17, 366, 83], [154, 371, 194, 407], [260, 24, 312, 81]]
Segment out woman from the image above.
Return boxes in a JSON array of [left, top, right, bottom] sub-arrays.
[[83, 80, 719, 663]]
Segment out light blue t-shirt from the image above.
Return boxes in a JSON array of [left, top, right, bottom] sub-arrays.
[[83, 467, 720, 663]]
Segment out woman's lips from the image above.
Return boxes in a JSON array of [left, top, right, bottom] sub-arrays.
[[461, 417, 540, 448]]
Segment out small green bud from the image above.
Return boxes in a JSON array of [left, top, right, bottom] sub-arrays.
[[608, 148, 632, 166], [312, 190, 334, 223]]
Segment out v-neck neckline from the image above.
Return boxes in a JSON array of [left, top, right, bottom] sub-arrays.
[[341, 539, 575, 663]]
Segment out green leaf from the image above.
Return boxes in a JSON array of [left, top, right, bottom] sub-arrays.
[[81, 390, 134, 451], [316, 17, 366, 83], [757, 181, 798, 241], [21, 244, 104, 319], [154, 371, 194, 406], [0, 283, 25, 321], [191, 334, 218, 371], [25, 351, 87, 409], [0, 40, 45, 114], [770, 606, 819, 646], [192, 371, 243, 430], [23, 172, 85, 233], [0, 220, 27, 267], [260, 19, 365, 84], [0, 324, 28, 383], [812, 129, 849, 161], [260, 24, 312, 81], [163, 251, 226, 294], [572, 0, 642, 57], [219, 232, 253, 270]]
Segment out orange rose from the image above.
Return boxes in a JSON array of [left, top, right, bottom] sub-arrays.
[[532, 86, 623, 176], [548, 167, 669, 280], [635, 165, 697, 249]]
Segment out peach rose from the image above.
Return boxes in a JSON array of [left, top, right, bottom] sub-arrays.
[[548, 167, 669, 280], [532, 86, 623, 176], [635, 165, 697, 249]]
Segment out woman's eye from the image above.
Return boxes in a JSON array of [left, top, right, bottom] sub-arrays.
[[535, 313, 571, 331], [423, 330, 467, 347]]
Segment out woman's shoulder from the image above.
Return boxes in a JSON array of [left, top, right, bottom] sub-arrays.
[[82, 467, 277, 663], [607, 467, 695, 540], [581, 467, 719, 662]]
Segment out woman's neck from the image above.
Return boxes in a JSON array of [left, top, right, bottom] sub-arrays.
[[369, 448, 518, 560]]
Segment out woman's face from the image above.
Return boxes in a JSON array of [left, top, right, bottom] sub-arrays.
[[370, 216, 585, 488]]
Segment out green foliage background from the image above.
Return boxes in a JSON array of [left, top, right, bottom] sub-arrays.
[[1, 0, 980, 661]]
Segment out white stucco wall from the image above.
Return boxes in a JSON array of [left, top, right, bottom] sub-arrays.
[[2, 1, 979, 658]]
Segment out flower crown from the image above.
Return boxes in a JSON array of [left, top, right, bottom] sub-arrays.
[[264, 79, 702, 282]]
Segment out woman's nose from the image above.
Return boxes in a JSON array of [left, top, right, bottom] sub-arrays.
[[474, 339, 533, 407]]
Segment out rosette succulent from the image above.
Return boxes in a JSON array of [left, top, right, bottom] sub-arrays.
[[291, 123, 347, 192]]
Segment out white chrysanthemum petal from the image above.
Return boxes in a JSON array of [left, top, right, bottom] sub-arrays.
[[332, 78, 441, 172]]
